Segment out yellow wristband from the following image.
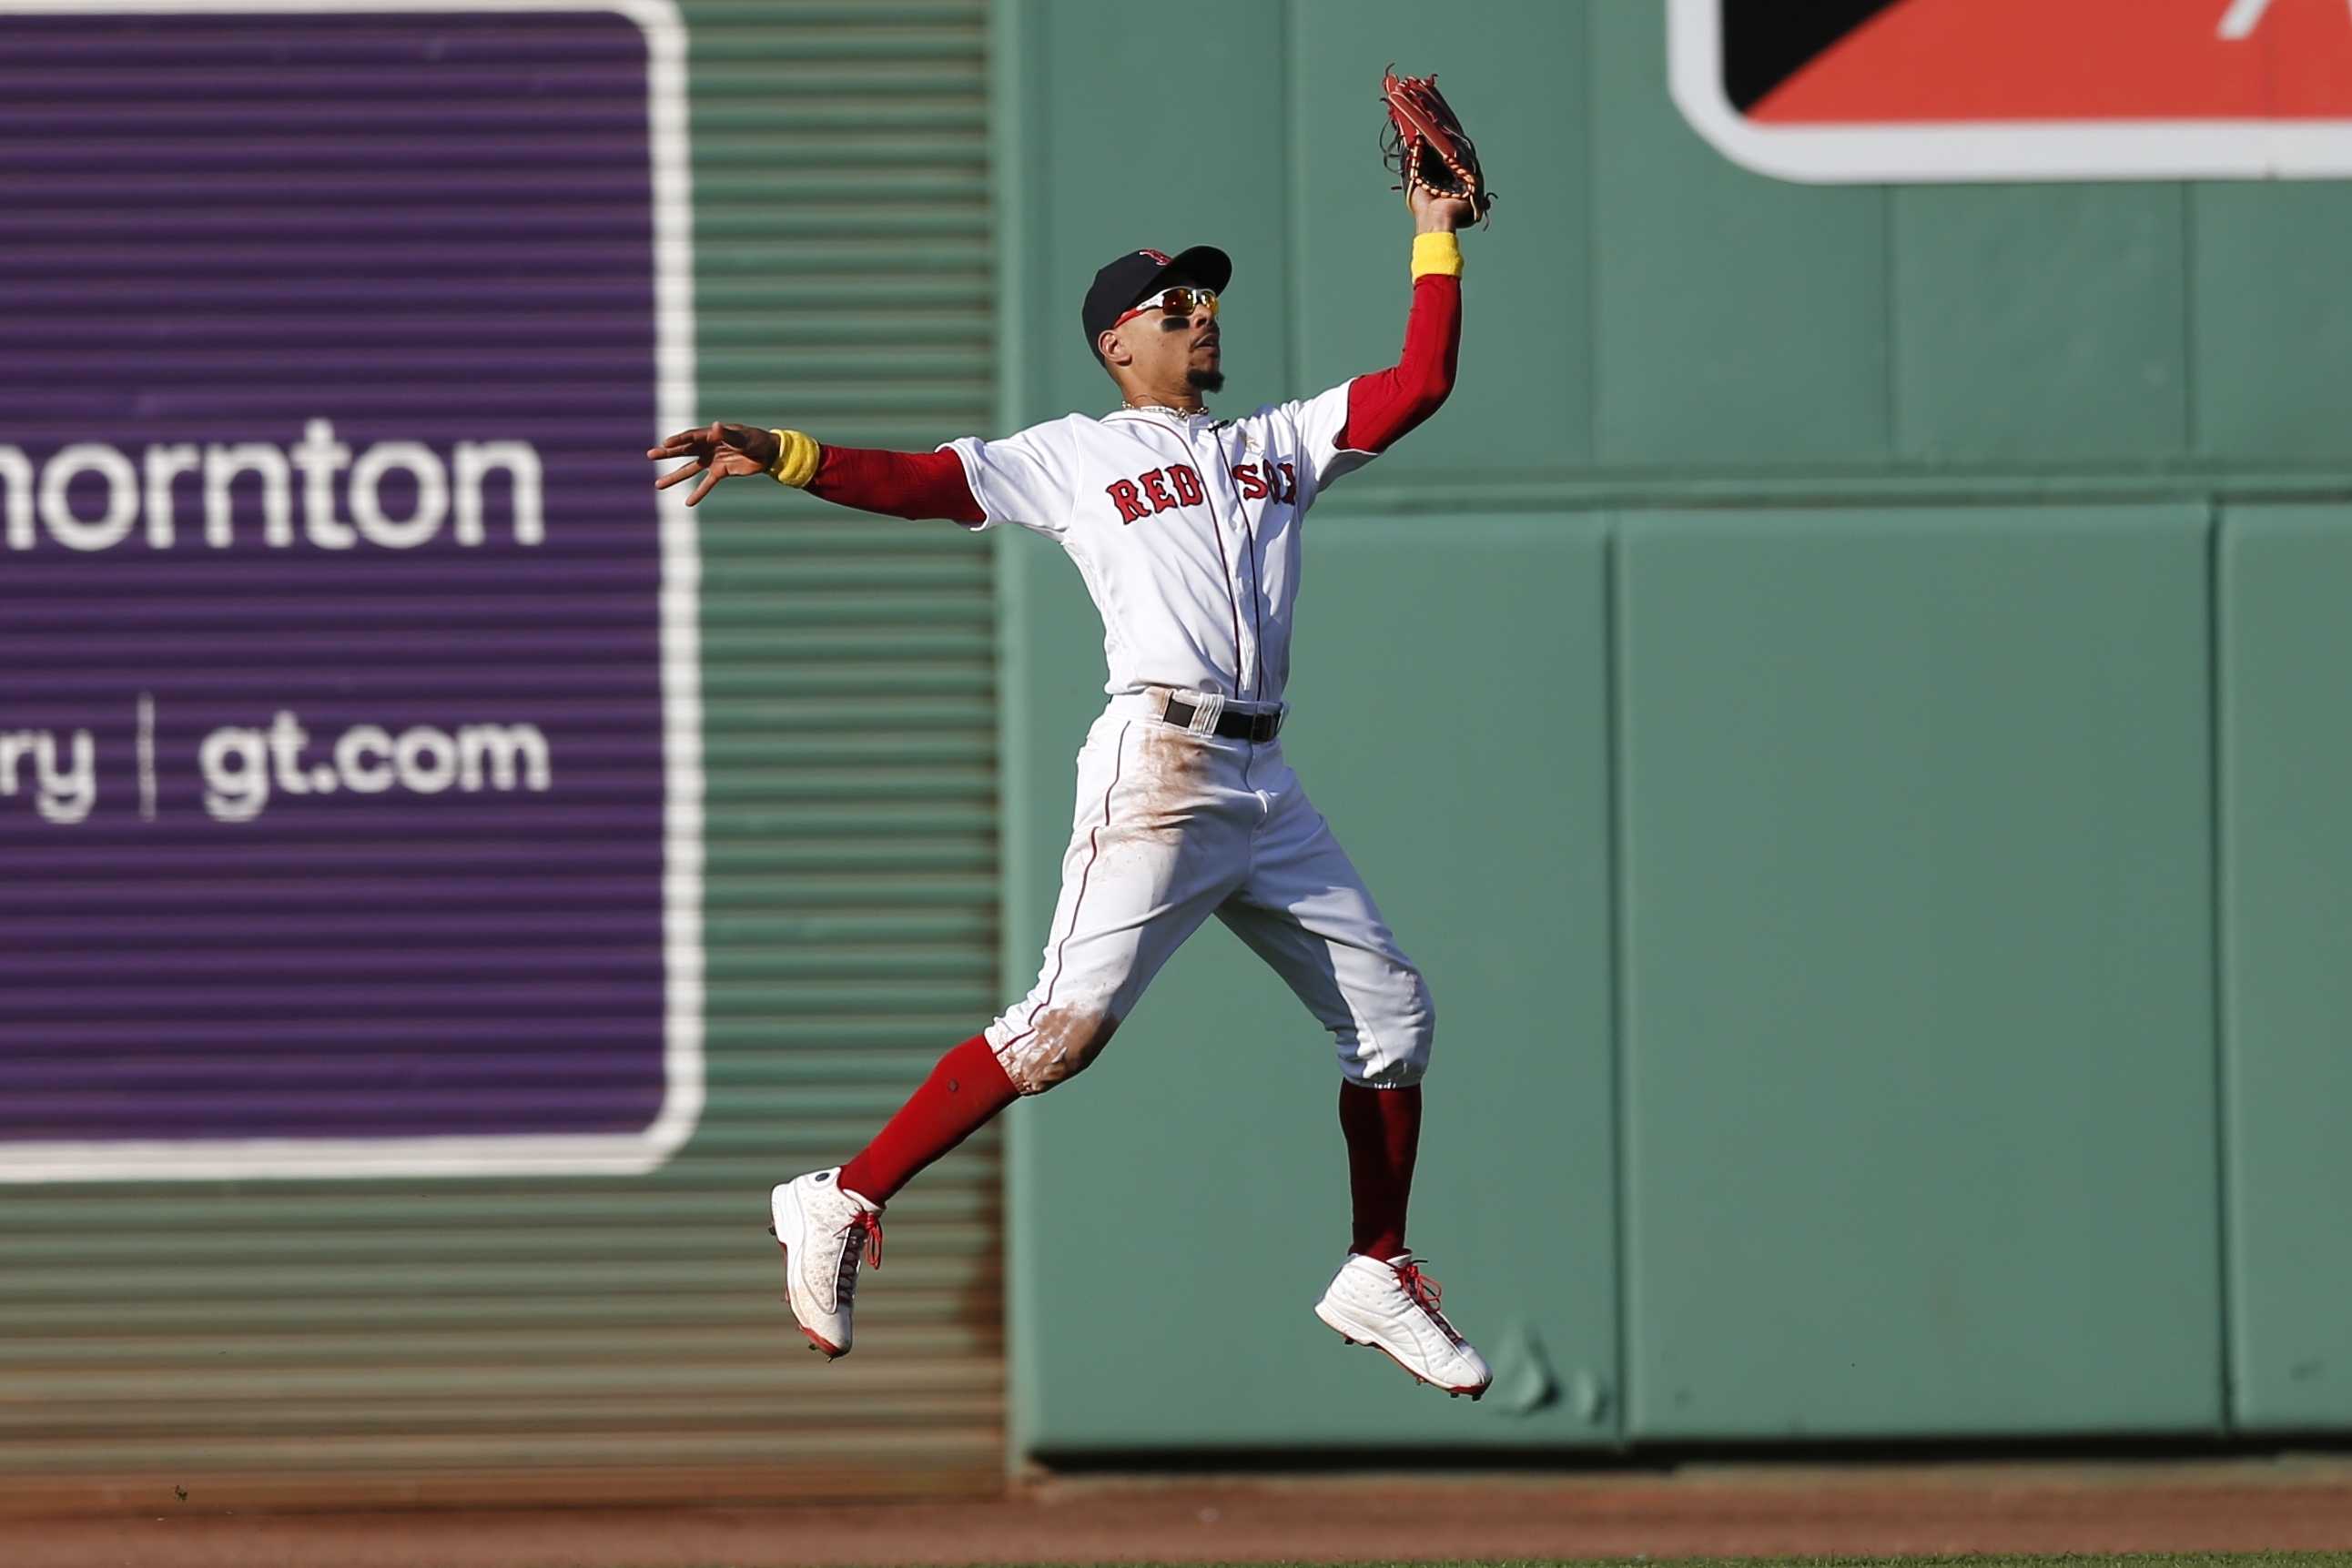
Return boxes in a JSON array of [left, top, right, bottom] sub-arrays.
[[767, 428, 821, 489], [1411, 231, 1464, 280]]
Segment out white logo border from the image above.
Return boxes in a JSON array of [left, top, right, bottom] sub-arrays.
[[1667, 0, 2352, 183]]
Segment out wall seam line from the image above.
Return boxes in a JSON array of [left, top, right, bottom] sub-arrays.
[[1282, 0, 1303, 397], [990, 0, 1040, 1472], [1882, 186, 1901, 460], [1603, 511, 1632, 1448], [1582, 0, 1600, 465], [2181, 184, 2200, 456], [2205, 498, 2235, 1433]]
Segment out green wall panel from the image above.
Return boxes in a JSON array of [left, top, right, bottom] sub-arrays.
[[1891, 186, 2188, 463], [2219, 503, 2352, 1430], [1589, 3, 1890, 467], [1004, 519, 1617, 1452], [1016, 0, 1564, 461], [1618, 504, 2222, 1439], [1291, 0, 1590, 472], [1007, 0, 2352, 492], [2191, 186, 2352, 463]]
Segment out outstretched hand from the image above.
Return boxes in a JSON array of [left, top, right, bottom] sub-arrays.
[[647, 422, 783, 507], [1408, 183, 1476, 234]]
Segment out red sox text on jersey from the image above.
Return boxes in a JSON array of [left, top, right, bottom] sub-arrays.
[[1104, 459, 1296, 524]]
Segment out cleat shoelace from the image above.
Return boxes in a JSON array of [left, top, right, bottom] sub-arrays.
[[836, 1209, 883, 1305], [1391, 1256, 1466, 1347]]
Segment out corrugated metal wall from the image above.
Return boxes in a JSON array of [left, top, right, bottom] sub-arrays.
[[678, 0, 1006, 1500], [0, 0, 1001, 1511]]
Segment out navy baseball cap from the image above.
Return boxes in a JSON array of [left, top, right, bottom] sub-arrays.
[[1081, 245, 1232, 356]]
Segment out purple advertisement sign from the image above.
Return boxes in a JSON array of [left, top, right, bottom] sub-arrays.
[[0, 3, 703, 1179]]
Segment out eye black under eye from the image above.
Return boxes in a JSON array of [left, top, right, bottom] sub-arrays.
[[1158, 317, 1188, 331]]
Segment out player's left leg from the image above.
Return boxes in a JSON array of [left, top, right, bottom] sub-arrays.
[[1215, 765, 1491, 1399]]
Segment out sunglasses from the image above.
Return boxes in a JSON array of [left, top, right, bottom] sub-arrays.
[[1110, 286, 1220, 330]]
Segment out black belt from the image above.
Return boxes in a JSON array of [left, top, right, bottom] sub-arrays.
[[1161, 695, 1283, 744]]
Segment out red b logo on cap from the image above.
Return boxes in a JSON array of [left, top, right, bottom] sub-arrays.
[[1137, 248, 1171, 264]]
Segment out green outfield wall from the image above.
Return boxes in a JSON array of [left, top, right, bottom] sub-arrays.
[[993, 0, 2352, 1454]]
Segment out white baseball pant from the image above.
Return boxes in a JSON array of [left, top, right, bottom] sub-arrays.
[[985, 690, 1435, 1094]]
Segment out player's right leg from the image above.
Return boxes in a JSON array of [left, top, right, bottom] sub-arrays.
[[978, 713, 1252, 1094], [772, 710, 1248, 1359]]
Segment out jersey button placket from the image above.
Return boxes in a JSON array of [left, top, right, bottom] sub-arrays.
[[1189, 427, 1252, 702], [1209, 432, 1259, 701]]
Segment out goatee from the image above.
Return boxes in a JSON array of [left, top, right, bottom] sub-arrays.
[[1186, 368, 1225, 394]]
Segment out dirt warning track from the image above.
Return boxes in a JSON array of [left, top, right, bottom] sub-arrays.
[[14, 1457, 2352, 1567]]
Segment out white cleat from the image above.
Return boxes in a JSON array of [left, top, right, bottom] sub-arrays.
[[767, 1168, 883, 1360], [1314, 1253, 1494, 1399]]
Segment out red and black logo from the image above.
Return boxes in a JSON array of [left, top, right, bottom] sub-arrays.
[[1669, 0, 2352, 182]]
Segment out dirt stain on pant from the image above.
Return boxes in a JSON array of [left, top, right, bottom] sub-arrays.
[[1126, 723, 1214, 838], [997, 1007, 1120, 1095]]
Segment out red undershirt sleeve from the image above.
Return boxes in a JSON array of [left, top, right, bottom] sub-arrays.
[[1337, 271, 1462, 455], [805, 444, 985, 526]]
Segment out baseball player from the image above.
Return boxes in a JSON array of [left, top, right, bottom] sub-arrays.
[[649, 183, 1488, 1398]]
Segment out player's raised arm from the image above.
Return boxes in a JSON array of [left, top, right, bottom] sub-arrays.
[[647, 421, 984, 525], [1333, 186, 1475, 456]]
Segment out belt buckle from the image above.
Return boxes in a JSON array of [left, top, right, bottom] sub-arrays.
[[1157, 688, 1224, 737]]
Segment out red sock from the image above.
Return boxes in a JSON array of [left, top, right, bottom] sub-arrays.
[[837, 1034, 1019, 1207], [1338, 1080, 1421, 1259]]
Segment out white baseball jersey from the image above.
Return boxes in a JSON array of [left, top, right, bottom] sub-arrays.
[[941, 385, 1375, 707]]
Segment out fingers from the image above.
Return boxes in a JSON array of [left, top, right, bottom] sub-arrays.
[[646, 421, 738, 460], [654, 458, 730, 506], [648, 423, 771, 505]]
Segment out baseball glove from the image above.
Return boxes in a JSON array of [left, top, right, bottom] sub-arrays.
[[1380, 66, 1494, 224]]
